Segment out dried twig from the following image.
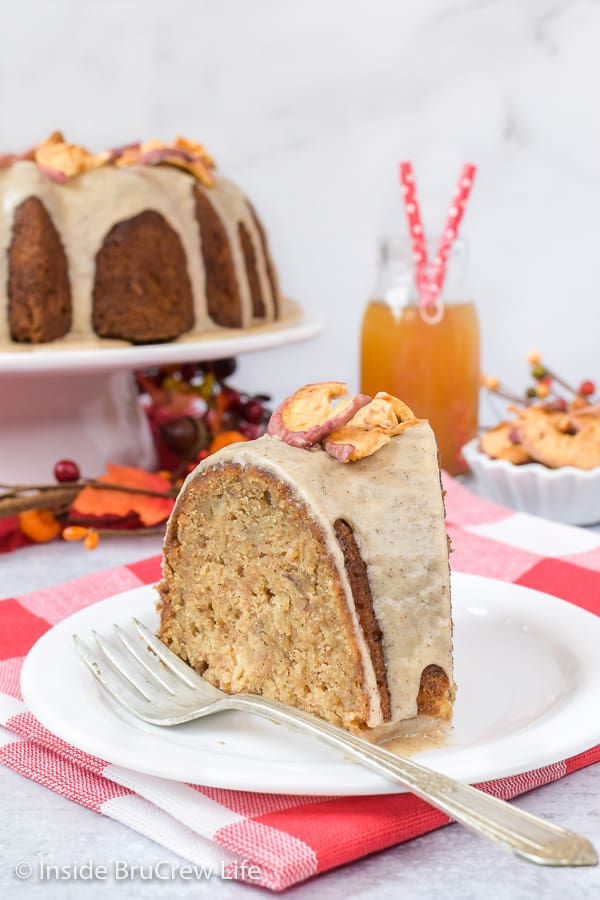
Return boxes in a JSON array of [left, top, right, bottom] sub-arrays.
[[0, 487, 79, 517], [0, 479, 178, 519]]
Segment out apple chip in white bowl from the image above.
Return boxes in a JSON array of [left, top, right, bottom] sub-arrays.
[[463, 403, 600, 525]]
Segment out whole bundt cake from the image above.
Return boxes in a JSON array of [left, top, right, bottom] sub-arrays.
[[0, 133, 282, 345]]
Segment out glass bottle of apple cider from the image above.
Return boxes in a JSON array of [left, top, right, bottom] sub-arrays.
[[360, 238, 479, 475]]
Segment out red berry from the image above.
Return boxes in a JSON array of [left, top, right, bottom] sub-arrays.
[[244, 398, 265, 424], [180, 363, 198, 382], [220, 386, 242, 411], [211, 357, 237, 381], [579, 380, 596, 396], [54, 459, 80, 482]]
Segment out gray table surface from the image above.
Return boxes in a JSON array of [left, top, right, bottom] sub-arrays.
[[1, 536, 599, 900]]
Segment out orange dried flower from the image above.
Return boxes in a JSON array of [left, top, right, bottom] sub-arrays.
[[83, 530, 100, 551], [18, 509, 61, 543], [208, 431, 248, 454], [535, 382, 550, 399], [62, 525, 89, 542], [480, 374, 500, 391]]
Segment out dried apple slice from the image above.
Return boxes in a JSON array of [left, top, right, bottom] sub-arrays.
[[518, 408, 600, 469], [267, 382, 371, 449], [175, 135, 215, 168], [570, 403, 600, 432], [362, 396, 398, 430], [161, 155, 215, 186], [118, 141, 215, 186], [36, 164, 70, 184], [372, 392, 417, 424], [479, 422, 531, 465], [35, 137, 109, 181], [324, 392, 421, 462], [136, 146, 197, 166], [325, 427, 392, 462], [106, 141, 140, 162]]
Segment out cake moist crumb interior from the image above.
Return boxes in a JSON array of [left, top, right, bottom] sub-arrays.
[[159, 464, 374, 732]]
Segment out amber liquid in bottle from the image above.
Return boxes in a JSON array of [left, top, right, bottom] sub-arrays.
[[360, 299, 480, 475]]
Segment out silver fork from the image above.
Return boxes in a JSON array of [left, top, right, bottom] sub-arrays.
[[73, 620, 598, 868]]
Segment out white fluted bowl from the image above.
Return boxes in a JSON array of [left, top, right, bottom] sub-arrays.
[[461, 438, 600, 526]]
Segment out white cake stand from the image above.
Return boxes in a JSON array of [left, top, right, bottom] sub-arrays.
[[0, 312, 323, 482]]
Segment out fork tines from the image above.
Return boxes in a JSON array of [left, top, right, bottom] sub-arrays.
[[73, 618, 223, 725]]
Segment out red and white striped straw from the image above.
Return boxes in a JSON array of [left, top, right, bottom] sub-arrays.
[[398, 161, 477, 308], [398, 162, 428, 297]]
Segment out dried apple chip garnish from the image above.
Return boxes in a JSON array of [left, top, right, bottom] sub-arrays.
[[267, 382, 371, 449], [516, 407, 600, 470], [174, 135, 215, 168], [267, 383, 422, 461], [34, 132, 110, 182], [479, 422, 531, 465], [0, 132, 218, 186], [325, 427, 392, 463], [324, 391, 423, 463], [115, 137, 216, 186]]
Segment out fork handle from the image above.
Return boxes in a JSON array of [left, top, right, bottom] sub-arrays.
[[220, 695, 597, 867]]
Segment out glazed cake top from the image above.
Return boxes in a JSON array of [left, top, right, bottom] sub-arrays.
[[0, 162, 278, 343]]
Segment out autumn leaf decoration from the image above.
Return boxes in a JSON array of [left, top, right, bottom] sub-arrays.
[[71, 465, 175, 527], [0, 464, 178, 554], [0, 356, 273, 553]]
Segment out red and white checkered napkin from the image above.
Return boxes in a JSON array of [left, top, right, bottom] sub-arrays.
[[1, 477, 600, 891]]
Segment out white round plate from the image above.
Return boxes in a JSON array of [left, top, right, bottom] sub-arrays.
[[0, 308, 323, 375], [21, 573, 600, 796]]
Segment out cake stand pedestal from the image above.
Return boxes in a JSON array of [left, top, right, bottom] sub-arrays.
[[0, 313, 323, 482], [0, 371, 157, 483]]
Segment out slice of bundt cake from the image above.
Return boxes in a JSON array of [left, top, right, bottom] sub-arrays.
[[158, 383, 454, 740]]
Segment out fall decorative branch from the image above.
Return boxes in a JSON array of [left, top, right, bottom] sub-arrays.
[[0, 480, 178, 519]]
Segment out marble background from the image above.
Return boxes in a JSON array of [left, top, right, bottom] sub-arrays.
[[2, 0, 599, 413]]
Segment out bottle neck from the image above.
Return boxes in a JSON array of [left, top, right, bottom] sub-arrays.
[[374, 238, 469, 309]]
